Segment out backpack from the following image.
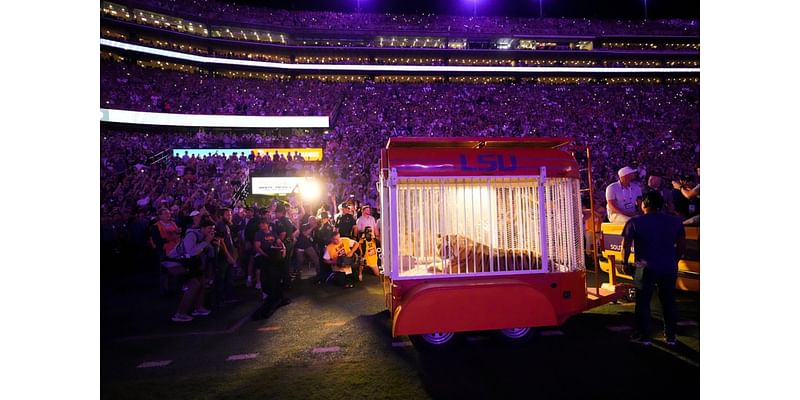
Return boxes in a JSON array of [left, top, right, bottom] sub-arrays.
[[168, 230, 202, 259]]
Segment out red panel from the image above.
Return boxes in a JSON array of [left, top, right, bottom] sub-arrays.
[[386, 137, 574, 149], [386, 147, 579, 178], [391, 272, 588, 336]]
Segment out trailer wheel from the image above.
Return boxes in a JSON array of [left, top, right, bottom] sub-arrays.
[[495, 327, 537, 345], [409, 332, 460, 352], [625, 287, 637, 302]]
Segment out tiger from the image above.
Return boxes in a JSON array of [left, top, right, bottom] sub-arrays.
[[433, 234, 542, 274]]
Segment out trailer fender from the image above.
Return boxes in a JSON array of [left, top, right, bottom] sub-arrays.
[[392, 279, 558, 337]]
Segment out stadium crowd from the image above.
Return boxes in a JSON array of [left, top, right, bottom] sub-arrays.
[[101, 60, 348, 116], [119, 0, 699, 36], [101, 64, 699, 323]]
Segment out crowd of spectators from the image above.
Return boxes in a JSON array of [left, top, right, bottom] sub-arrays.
[[100, 60, 349, 116], [101, 79, 699, 224], [119, 0, 699, 36], [101, 68, 698, 322]]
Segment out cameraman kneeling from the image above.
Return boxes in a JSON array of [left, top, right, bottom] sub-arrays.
[[323, 232, 360, 288]]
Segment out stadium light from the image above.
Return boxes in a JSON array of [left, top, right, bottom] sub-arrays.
[[300, 179, 323, 203]]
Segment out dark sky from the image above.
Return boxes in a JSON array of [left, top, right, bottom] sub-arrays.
[[233, 0, 699, 19]]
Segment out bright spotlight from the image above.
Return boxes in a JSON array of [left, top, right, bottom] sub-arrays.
[[299, 179, 322, 202]]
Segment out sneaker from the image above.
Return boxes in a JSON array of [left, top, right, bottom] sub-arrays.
[[172, 313, 193, 322], [255, 282, 262, 290], [629, 332, 652, 346], [262, 292, 268, 300], [191, 307, 211, 316], [246, 276, 253, 287], [665, 335, 677, 346]]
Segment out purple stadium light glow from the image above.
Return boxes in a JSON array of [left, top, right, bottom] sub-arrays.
[[100, 39, 700, 74]]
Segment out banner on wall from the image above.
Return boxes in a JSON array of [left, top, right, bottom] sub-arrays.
[[251, 176, 320, 196]]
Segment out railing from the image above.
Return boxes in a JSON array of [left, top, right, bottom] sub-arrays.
[[230, 174, 250, 207], [145, 148, 171, 165]]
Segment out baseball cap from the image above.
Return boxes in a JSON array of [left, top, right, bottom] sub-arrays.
[[618, 166, 637, 178], [189, 210, 201, 217]]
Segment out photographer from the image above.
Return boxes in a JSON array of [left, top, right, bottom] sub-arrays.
[[323, 232, 360, 288], [169, 218, 215, 322]]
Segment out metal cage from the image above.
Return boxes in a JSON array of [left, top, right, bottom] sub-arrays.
[[382, 168, 584, 280]]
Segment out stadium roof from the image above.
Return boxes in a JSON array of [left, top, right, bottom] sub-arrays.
[[235, 0, 699, 19]]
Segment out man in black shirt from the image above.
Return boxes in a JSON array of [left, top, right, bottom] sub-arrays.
[[294, 223, 319, 283], [622, 191, 686, 346], [244, 208, 268, 289], [273, 204, 298, 285], [335, 203, 357, 239], [313, 212, 335, 284], [252, 225, 289, 320], [212, 208, 238, 306]]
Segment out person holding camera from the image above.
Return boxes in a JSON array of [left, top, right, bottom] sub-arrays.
[[621, 191, 686, 346], [170, 218, 215, 322], [323, 232, 360, 288]]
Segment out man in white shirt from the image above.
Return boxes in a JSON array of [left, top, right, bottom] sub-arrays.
[[355, 205, 378, 239], [606, 166, 642, 224]]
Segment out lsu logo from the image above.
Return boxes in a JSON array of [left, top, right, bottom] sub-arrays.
[[459, 154, 517, 172]]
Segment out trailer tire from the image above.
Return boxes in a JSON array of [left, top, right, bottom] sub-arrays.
[[625, 287, 637, 302], [409, 332, 460, 352], [495, 327, 537, 345]]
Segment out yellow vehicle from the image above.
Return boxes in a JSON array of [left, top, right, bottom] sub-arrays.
[[597, 222, 699, 291]]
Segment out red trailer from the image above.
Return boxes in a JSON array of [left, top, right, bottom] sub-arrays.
[[378, 137, 627, 351]]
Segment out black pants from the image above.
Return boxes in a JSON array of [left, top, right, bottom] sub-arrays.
[[212, 261, 235, 307], [317, 245, 331, 282], [253, 258, 285, 320], [635, 268, 678, 339]]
